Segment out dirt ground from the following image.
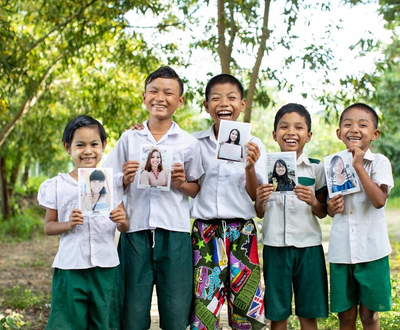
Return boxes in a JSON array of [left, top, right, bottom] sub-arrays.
[[0, 210, 398, 329]]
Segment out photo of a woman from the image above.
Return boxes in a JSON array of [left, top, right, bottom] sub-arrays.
[[218, 128, 244, 162], [329, 155, 356, 193], [139, 148, 169, 187], [81, 169, 111, 212], [270, 159, 296, 192]]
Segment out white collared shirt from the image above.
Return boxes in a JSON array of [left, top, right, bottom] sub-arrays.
[[328, 149, 394, 264], [102, 121, 204, 233], [262, 153, 326, 247], [38, 173, 120, 269], [190, 124, 266, 220]]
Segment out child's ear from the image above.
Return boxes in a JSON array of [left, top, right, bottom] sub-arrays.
[[240, 99, 246, 112], [306, 131, 313, 143], [272, 131, 277, 141], [63, 142, 71, 154], [336, 128, 342, 141], [203, 100, 210, 113], [102, 140, 107, 152], [372, 129, 381, 141]]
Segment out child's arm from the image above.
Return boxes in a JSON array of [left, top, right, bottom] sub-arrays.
[[110, 202, 129, 233], [294, 186, 328, 218], [245, 141, 261, 201], [44, 208, 83, 236], [350, 146, 388, 208], [122, 160, 140, 190], [255, 183, 274, 218], [171, 162, 200, 198]]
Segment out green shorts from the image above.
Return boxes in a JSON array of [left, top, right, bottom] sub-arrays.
[[330, 256, 392, 313], [263, 245, 328, 321], [118, 229, 193, 330], [46, 267, 119, 330]]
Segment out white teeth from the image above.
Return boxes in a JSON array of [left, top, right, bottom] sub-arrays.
[[348, 137, 361, 141], [285, 139, 297, 143], [217, 111, 232, 116]]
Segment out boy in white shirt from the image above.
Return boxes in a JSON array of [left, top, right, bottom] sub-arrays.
[[255, 103, 329, 330], [328, 103, 394, 330], [103, 66, 204, 330], [190, 74, 266, 330]]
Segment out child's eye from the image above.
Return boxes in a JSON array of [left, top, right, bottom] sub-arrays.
[[211, 97, 220, 101], [229, 97, 237, 101]]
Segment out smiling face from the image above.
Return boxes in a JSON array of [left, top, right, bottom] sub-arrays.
[[273, 112, 312, 158], [275, 161, 287, 176], [90, 180, 104, 194], [143, 77, 184, 121], [64, 127, 106, 170], [230, 129, 239, 143], [332, 157, 344, 175], [204, 83, 246, 136], [337, 108, 380, 151], [151, 150, 161, 167]]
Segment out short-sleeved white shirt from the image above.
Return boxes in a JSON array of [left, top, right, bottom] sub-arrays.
[[262, 153, 326, 247], [190, 124, 266, 220], [102, 121, 204, 233], [38, 173, 120, 269], [328, 149, 394, 264]]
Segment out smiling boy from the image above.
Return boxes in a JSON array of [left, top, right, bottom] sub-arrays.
[[327, 103, 394, 330], [255, 103, 329, 330], [103, 66, 204, 330], [190, 74, 266, 329]]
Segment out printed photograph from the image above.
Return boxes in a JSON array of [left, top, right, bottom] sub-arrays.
[[216, 120, 251, 167], [266, 152, 297, 194], [78, 168, 113, 215], [324, 150, 360, 197], [138, 144, 173, 191]]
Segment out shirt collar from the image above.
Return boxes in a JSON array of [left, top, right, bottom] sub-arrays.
[[364, 148, 374, 161], [137, 120, 179, 137], [296, 152, 310, 166]]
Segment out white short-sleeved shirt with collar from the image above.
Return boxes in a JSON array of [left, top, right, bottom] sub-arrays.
[[328, 149, 394, 264], [190, 124, 266, 220], [102, 120, 204, 233], [38, 173, 121, 270], [262, 153, 327, 247]]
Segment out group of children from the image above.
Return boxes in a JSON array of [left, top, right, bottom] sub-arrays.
[[38, 66, 394, 330]]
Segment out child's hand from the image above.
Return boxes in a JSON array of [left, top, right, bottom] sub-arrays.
[[109, 207, 128, 225], [122, 161, 140, 188], [171, 163, 186, 189], [129, 123, 144, 131], [256, 184, 274, 206], [328, 194, 345, 215], [294, 185, 317, 207], [245, 142, 260, 169], [348, 147, 365, 170], [68, 209, 84, 230]]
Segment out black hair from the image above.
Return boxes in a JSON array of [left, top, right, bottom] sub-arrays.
[[227, 129, 241, 145], [62, 115, 107, 147], [273, 103, 312, 132], [271, 159, 291, 184], [144, 66, 184, 96], [89, 170, 107, 196], [339, 103, 379, 129], [204, 74, 244, 101]]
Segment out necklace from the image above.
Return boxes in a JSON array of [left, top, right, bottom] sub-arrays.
[[152, 170, 160, 180]]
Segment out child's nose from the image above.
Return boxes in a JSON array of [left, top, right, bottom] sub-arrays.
[[156, 92, 165, 101]]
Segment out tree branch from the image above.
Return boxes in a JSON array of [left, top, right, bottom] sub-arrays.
[[218, 0, 230, 73], [0, 54, 64, 149], [244, 0, 271, 123]]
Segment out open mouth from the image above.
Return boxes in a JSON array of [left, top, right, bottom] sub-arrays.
[[217, 110, 232, 119], [284, 138, 298, 146], [347, 136, 361, 141]]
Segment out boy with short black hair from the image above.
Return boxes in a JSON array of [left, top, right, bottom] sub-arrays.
[[190, 74, 266, 329], [255, 103, 329, 330], [328, 102, 393, 330], [103, 66, 204, 330]]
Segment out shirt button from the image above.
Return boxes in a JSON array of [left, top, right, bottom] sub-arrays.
[[349, 210, 353, 214]]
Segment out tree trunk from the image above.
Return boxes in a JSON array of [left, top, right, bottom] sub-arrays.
[[244, 0, 271, 123], [0, 156, 10, 219]]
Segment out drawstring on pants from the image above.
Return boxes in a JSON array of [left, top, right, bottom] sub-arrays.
[[151, 229, 156, 248]]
